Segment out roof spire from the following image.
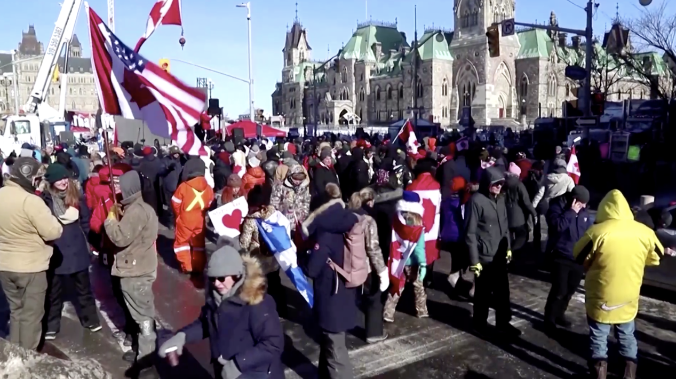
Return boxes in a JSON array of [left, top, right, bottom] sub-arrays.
[[294, 2, 299, 23]]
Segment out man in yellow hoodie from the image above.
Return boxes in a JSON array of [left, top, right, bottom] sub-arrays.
[[573, 190, 663, 379]]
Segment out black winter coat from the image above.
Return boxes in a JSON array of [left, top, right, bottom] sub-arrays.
[[41, 193, 91, 275], [372, 187, 403, 262], [504, 176, 536, 228], [301, 199, 359, 333], [545, 194, 593, 260], [161, 156, 183, 194], [179, 256, 284, 378], [436, 158, 457, 199], [345, 148, 370, 199], [310, 164, 339, 208]]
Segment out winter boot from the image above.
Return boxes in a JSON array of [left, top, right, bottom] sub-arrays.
[[623, 360, 637, 379], [589, 360, 607, 379]]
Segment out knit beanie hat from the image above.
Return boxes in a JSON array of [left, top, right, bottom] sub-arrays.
[[396, 190, 424, 216], [227, 174, 242, 188], [207, 244, 245, 278], [507, 162, 522, 177], [571, 185, 590, 204], [44, 163, 70, 184]]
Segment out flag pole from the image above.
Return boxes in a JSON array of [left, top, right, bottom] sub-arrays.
[[101, 126, 118, 208]]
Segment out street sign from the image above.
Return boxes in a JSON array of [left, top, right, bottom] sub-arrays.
[[502, 18, 515, 36], [565, 65, 587, 81], [576, 117, 597, 126]]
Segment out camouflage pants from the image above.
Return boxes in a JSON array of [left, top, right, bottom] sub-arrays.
[[383, 265, 428, 321]]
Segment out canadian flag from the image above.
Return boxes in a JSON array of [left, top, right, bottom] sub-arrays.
[[135, 0, 184, 52], [389, 213, 424, 294], [396, 120, 420, 157], [406, 173, 442, 264], [567, 146, 581, 184]]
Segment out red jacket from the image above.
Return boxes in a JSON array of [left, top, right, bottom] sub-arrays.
[[85, 175, 101, 210], [241, 167, 266, 195]]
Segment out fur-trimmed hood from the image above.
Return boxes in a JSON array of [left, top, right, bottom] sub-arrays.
[[301, 198, 345, 238], [208, 254, 267, 307]]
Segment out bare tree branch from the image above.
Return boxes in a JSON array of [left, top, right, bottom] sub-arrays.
[[623, 2, 675, 62]]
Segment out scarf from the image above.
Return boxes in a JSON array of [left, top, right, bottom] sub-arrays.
[[212, 272, 246, 308], [50, 189, 80, 224]]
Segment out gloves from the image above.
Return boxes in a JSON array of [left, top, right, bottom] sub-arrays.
[[217, 356, 242, 379], [506, 250, 513, 264], [469, 263, 483, 277], [378, 269, 390, 292], [158, 332, 186, 358]]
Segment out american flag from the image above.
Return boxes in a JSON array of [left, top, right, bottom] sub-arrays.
[[135, 0, 183, 52], [86, 4, 206, 156]]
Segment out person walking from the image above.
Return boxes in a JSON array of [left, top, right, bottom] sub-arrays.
[[104, 171, 159, 373], [41, 164, 101, 340], [0, 157, 63, 350], [158, 243, 285, 379]]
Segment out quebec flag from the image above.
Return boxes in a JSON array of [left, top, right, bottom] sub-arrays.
[[257, 211, 313, 307]]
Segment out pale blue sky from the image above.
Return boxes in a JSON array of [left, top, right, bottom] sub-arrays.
[[0, 0, 646, 116]]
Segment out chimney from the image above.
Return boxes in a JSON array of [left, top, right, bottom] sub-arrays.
[[572, 36, 581, 49], [373, 42, 382, 58], [558, 33, 567, 48]]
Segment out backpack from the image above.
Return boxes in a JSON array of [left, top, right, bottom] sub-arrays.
[[328, 214, 370, 288]]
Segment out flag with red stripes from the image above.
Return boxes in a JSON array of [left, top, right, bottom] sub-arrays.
[[86, 4, 206, 156], [134, 0, 184, 52], [406, 173, 442, 264]]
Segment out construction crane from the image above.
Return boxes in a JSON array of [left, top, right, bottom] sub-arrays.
[[1, 0, 83, 153]]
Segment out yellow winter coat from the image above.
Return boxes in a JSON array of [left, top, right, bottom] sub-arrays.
[[573, 190, 663, 324]]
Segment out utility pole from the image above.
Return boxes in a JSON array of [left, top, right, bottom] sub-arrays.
[[512, 0, 598, 134], [412, 5, 419, 128]]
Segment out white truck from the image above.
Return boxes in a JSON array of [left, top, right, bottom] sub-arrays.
[[0, 0, 83, 155]]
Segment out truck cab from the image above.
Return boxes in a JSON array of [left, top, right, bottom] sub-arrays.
[[0, 114, 43, 155]]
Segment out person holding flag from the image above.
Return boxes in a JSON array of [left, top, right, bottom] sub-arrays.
[[383, 191, 428, 322]]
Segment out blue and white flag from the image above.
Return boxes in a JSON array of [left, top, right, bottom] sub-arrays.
[[257, 211, 313, 307]]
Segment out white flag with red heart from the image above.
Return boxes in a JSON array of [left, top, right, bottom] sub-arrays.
[[209, 196, 248, 238]]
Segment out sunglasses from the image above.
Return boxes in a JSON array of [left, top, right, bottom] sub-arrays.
[[491, 181, 505, 187], [209, 276, 227, 283]]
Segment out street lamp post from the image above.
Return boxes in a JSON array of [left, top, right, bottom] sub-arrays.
[[11, 50, 20, 115], [236, 2, 255, 122]]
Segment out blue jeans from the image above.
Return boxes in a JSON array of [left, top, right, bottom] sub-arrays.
[[588, 318, 637, 360]]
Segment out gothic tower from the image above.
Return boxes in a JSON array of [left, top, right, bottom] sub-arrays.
[[282, 5, 312, 68], [450, 0, 520, 125]]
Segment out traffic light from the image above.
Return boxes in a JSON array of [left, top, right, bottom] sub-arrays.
[[591, 92, 606, 115], [486, 25, 500, 58], [159, 58, 170, 74]]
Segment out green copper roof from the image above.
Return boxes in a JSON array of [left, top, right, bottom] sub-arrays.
[[417, 31, 453, 61], [517, 29, 552, 59], [290, 61, 323, 83], [340, 21, 408, 61]]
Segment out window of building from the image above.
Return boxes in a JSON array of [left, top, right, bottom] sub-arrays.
[[341, 68, 348, 83], [375, 86, 381, 101], [339, 87, 349, 101], [565, 83, 570, 97], [398, 83, 404, 99], [442, 79, 448, 96], [416, 77, 423, 98], [359, 87, 365, 101], [387, 85, 393, 100]]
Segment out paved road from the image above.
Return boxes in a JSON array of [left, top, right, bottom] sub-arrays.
[[1, 218, 675, 378]]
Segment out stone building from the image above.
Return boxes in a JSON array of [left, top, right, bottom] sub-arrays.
[[271, 3, 673, 128], [0, 25, 99, 116]]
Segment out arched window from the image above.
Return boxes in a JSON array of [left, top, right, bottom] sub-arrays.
[[471, 10, 479, 26], [341, 67, 348, 83], [398, 83, 404, 98], [565, 83, 570, 97], [462, 10, 470, 28], [520, 76, 528, 97], [387, 85, 393, 100], [547, 75, 557, 97], [375, 86, 381, 101], [442, 78, 448, 96], [416, 77, 423, 98], [339, 87, 349, 101], [358, 87, 365, 101]]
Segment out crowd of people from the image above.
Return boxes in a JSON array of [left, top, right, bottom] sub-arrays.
[[0, 132, 668, 379]]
